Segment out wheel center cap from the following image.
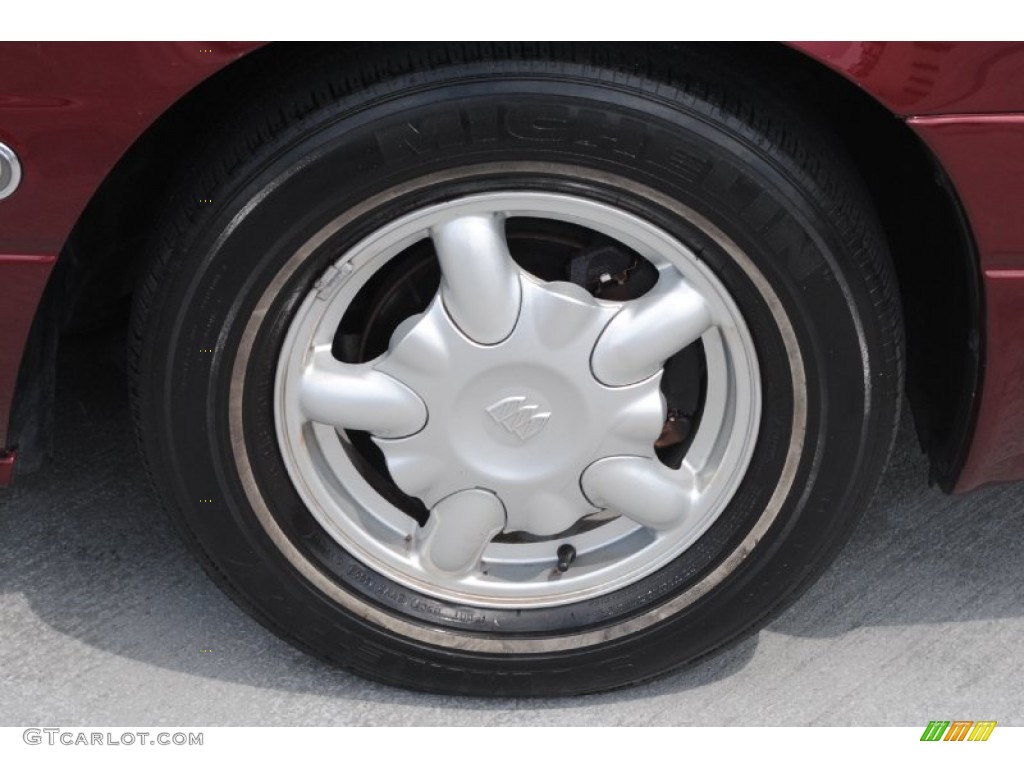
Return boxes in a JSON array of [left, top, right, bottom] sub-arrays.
[[373, 274, 667, 536]]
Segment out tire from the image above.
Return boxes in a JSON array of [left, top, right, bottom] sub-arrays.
[[131, 43, 902, 696]]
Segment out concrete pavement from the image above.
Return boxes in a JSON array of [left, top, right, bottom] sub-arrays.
[[1, 329, 1022, 725]]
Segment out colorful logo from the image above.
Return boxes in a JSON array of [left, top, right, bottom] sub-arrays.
[[920, 721, 996, 741]]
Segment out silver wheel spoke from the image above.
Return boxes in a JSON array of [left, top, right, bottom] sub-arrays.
[[419, 489, 506, 575], [297, 347, 427, 438], [431, 214, 521, 344], [581, 457, 694, 530], [592, 270, 713, 386]]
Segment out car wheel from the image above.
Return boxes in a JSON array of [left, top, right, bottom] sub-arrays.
[[131, 44, 902, 695]]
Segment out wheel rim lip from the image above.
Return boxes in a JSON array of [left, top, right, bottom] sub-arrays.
[[271, 190, 762, 609]]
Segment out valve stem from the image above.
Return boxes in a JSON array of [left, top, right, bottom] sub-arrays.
[[556, 544, 577, 573]]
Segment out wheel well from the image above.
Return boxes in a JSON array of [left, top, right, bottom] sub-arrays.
[[32, 42, 981, 488], [752, 43, 981, 490]]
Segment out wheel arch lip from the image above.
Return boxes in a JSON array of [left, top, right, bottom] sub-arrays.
[[0, 42, 265, 467], [790, 41, 1024, 491], [787, 42, 1001, 492]]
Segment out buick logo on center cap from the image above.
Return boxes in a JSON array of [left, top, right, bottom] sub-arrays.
[[486, 396, 551, 441]]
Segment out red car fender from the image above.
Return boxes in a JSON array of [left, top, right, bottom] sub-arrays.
[[790, 42, 1024, 491], [0, 42, 263, 466]]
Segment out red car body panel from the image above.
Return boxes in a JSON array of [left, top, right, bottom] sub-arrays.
[[0, 42, 262, 254], [1, 42, 1023, 493], [791, 41, 1024, 115], [788, 44, 1024, 489], [0, 42, 262, 451]]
